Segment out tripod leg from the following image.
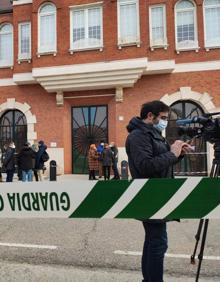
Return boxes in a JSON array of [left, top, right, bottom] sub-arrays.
[[195, 219, 209, 282], [191, 219, 204, 264], [210, 163, 215, 177], [215, 164, 220, 177]]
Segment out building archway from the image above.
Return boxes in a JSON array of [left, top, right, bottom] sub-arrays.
[[161, 87, 219, 173], [0, 110, 27, 152], [0, 98, 37, 151]]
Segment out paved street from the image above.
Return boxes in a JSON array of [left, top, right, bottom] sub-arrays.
[[0, 217, 219, 281], [0, 174, 220, 281]]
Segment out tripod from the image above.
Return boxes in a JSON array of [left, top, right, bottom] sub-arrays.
[[190, 142, 220, 282]]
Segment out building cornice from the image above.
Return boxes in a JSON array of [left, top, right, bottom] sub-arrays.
[[1, 59, 220, 89], [32, 58, 148, 92], [0, 78, 16, 86], [13, 72, 37, 85], [173, 60, 220, 73], [13, 0, 32, 6]]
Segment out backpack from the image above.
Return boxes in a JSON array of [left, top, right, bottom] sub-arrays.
[[41, 151, 49, 162]]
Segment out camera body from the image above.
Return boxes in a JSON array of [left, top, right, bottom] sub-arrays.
[[176, 113, 220, 144]]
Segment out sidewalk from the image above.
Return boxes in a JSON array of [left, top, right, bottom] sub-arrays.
[[0, 173, 89, 182], [0, 261, 218, 282]]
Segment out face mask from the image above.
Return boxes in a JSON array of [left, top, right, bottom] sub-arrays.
[[153, 119, 168, 132], [101, 143, 104, 146]]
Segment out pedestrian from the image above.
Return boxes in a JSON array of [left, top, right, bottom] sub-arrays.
[[101, 143, 113, 180], [97, 141, 104, 178], [88, 144, 99, 180], [17, 142, 36, 182], [0, 148, 3, 182], [125, 100, 193, 282], [110, 142, 120, 180], [31, 142, 39, 181], [35, 140, 49, 181], [3, 141, 16, 182]]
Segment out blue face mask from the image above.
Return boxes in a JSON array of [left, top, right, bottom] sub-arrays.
[[153, 119, 168, 132]]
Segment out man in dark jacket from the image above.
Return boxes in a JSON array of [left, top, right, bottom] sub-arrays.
[[18, 143, 36, 182], [126, 100, 191, 282], [35, 140, 48, 181], [101, 143, 113, 180], [3, 141, 16, 182], [110, 142, 120, 180]]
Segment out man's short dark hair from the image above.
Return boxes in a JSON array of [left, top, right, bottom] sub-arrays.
[[140, 100, 170, 120]]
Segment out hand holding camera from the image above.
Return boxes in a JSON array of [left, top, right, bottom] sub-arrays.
[[171, 140, 195, 158]]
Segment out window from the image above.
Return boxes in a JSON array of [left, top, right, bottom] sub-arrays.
[[204, 0, 220, 48], [175, 0, 198, 50], [0, 23, 13, 67], [70, 5, 103, 51], [149, 5, 167, 48], [38, 3, 56, 53], [18, 22, 31, 60], [117, 0, 140, 46], [0, 110, 27, 154]]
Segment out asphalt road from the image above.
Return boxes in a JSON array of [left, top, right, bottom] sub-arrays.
[[0, 218, 220, 281]]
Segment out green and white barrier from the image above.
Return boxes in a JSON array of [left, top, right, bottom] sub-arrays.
[[0, 177, 219, 219]]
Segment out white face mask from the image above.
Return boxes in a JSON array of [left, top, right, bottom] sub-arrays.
[[153, 119, 168, 132], [101, 143, 104, 146]]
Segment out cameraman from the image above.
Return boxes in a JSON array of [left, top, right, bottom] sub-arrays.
[[126, 100, 191, 282]]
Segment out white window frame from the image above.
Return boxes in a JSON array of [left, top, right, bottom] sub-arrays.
[[0, 23, 13, 68], [175, 0, 199, 52], [117, 0, 140, 48], [38, 2, 57, 55], [18, 22, 31, 61], [203, 0, 220, 49], [70, 3, 103, 52], [149, 4, 167, 50]]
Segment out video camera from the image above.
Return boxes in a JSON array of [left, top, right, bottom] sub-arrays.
[[176, 112, 220, 144]]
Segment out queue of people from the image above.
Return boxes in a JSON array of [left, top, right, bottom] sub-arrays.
[[0, 140, 49, 183], [88, 141, 120, 181]]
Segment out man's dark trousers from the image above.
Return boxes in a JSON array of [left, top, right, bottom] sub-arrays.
[[6, 169, 14, 182], [142, 221, 168, 282], [112, 160, 120, 179]]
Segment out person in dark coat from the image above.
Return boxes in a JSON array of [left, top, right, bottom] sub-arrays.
[[110, 142, 120, 180], [88, 144, 99, 180], [101, 143, 113, 180], [35, 140, 48, 181], [125, 100, 192, 282], [3, 141, 16, 182], [0, 148, 3, 182], [97, 141, 104, 178], [18, 143, 36, 182]]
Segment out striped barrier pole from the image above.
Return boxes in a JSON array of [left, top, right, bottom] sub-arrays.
[[0, 177, 219, 219]]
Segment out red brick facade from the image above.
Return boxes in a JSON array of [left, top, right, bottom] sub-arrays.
[[0, 0, 220, 174]]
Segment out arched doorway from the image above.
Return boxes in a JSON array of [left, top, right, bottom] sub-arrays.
[[166, 100, 207, 176], [72, 106, 108, 174], [0, 110, 27, 152]]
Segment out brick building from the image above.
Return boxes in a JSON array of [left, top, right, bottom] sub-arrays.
[[0, 0, 220, 175]]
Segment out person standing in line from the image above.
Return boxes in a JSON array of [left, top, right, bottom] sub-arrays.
[[3, 141, 16, 182], [110, 142, 120, 180], [97, 141, 104, 178], [35, 140, 48, 181], [31, 142, 39, 181], [125, 100, 192, 282], [0, 148, 3, 182], [88, 144, 99, 180], [18, 142, 36, 182], [101, 143, 113, 180]]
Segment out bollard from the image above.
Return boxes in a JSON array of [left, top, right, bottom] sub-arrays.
[[49, 160, 57, 181], [121, 160, 129, 180]]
